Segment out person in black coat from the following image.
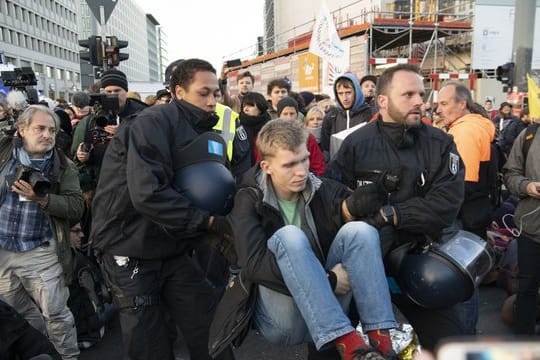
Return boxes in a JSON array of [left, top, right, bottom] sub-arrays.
[[0, 299, 60, 360], [500, 108, 532, 155]]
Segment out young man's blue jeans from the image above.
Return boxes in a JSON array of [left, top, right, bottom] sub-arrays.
[[255, 222, 396, 350]]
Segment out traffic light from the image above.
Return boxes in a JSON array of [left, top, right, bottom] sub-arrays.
[[496, 62, 515, 88], [105, 36, 129, 67], [79, 35, 103, 66]]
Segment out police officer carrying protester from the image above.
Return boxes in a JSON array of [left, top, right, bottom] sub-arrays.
[[327, 64, 466, 351], [90, 59, 236, 360]]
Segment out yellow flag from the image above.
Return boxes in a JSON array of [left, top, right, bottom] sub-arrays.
[[527, 73, 540, 120]]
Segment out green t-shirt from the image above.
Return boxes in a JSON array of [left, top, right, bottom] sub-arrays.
[[277, 198, 301, 227]]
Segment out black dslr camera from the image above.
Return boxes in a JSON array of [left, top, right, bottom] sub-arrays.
[[83, 94, 120, 150], [89, 93, 119, 128], [6, 165, 50, 197]]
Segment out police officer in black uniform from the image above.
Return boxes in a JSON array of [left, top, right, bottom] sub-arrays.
[[90, 59, 238, 360], [327, 64, 466, 352]]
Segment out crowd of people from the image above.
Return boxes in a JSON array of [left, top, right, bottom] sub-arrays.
[[0, 58, 539, 360]]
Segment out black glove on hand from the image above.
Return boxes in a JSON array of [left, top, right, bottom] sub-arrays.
[[210, 216, 232, 236], [345, 183, 383, 218], [209, 216, 238, 264], [364, 211, 387, 229]]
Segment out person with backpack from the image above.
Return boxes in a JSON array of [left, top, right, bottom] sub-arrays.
[[503, 118, 540, 335]]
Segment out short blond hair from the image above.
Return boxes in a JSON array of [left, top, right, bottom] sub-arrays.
[[304, 106, 325, 126], [257, 119, 307, 159]]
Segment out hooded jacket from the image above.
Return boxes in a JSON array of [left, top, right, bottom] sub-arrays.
[[320, 73, 373, 154]]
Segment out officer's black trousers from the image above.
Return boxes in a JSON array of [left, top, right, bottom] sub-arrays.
[[101, 252, 232, 360]]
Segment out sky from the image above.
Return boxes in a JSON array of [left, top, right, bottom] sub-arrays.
[[134, 0, 265, 71]]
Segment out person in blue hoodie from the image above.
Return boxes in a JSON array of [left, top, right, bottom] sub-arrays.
[[320, 73, 373, 160]]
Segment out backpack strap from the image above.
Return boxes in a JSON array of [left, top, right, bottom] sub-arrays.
[[522, 123, 539, 164]]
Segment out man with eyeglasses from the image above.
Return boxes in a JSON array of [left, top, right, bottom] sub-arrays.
[[0, 105, 84, 359]]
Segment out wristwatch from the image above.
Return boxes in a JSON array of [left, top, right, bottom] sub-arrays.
[[381, 205, 395, 225]]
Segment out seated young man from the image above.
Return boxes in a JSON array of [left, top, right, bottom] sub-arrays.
[[229, 119, 397, 360]]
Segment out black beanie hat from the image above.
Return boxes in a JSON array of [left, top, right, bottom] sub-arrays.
[[300, 91, 315, 106], [277, 96, 299, 116], [100, 69, 128, 91], [360, 75, 377, 86]]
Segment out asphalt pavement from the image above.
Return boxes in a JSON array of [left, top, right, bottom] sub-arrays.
[[79, 283, 514, 360]]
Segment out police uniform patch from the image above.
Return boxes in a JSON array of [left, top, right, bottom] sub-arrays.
[[236, 125, 248, 141], [449, 152, 459, 175], [208, 139, 224, 156]]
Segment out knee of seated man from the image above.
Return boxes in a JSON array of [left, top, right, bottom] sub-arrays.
[[271, 225, 310, 251], [341, 221, 379, 245]]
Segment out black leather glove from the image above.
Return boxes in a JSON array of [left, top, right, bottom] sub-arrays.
[[209, 216, 238, 264], [209, 216, 232, 236], [345, 183, 383, 218]]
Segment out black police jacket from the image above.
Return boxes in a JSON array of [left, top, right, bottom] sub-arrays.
[[327, 118, 465, 246], [91, 99, 230, 258]]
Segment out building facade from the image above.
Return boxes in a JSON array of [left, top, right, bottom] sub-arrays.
[[0, 0, 167, 100], [0, 0, 81, 100]]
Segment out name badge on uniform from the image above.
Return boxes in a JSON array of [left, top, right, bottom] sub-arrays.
[[449, 152, 460, 175]]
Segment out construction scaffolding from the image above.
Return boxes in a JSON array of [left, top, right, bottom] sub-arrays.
[[224, 0, 480, 99]]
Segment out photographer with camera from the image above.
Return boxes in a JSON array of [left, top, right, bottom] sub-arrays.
[[0, 105, 84, 359], [71, 69, 146, 209]]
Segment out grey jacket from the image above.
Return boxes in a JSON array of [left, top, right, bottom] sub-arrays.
[[503, 124, 540, 239]]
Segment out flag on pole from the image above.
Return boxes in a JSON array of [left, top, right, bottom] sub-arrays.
[[309, 1, 346, 64], [527, 73, 540, 120]]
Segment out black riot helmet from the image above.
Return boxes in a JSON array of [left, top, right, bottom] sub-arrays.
[[172, 132, 236, 216], [387, 230, 493, 309]]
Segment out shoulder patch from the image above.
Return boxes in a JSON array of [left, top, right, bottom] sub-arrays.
[[236, 125, 248, 141], [449, 152, 460, 175]]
